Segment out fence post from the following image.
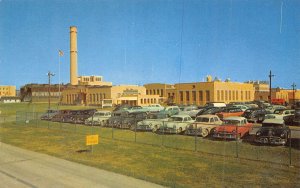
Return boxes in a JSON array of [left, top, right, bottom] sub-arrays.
[[134, 119, 137, 143], [161, 121, 164, 146], [194, 125, 197, 152], [289, 129, 292, 167], [235, 125, 239, 158]]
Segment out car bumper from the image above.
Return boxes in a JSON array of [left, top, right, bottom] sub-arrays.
[[255, 137, 287, 145], [185, 129, 201, 136], [213, 133, 237, 139]]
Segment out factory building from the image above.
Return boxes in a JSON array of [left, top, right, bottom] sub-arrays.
[[144, 76, 255, 106], [0, 85, 16, 97], [61, 85, 160, 107]]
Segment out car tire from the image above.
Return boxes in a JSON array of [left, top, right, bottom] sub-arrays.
[[201, 129, 209, 137], [178, 127, 183, 134], [152, 125, 158, 133]]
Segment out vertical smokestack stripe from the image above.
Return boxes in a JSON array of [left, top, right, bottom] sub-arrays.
[[70, 26, 78, 85]]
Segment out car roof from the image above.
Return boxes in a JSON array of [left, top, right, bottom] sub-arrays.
[[262, 119, 285, 124], [223, 116, 246, 121], [96, 111, 111, 113], [171, 114, 192, 118], [197, 115, 218, 118]]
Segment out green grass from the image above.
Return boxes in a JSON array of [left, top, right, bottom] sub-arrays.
[[1, 102, 300, 187]]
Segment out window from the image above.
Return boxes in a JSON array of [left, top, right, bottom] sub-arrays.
[[233, 91, 235, 100], [161, 89, 164, 97], [221, 90, 224, 101], [150, 90, 152, 95], [217, 90, 220, 101], [229, 91, 231, 100], [199, 91, 203, 101], [241, 91, 243, 100], [236, 91, 239, 100], [157, 89, 160, 95], [206, 90, 210, 101], [146, 90, 148, 95], [225, 90, 228, 100], [153, 90, 156, 95], [141, 99, 143, 104], [180, 91, 183, 101], [192, 91, 196, 101], [186, 91, 190, 101]]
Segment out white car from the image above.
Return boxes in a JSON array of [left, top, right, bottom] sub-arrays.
[[85, 111, 111, 126]]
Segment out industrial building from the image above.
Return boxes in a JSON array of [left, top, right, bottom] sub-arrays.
[[145, 76, 255, 106], [0, 85, 16, 97]]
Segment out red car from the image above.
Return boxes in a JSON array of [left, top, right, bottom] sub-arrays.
[[216, 107, 244, 120], [213, 117, 253, 139]]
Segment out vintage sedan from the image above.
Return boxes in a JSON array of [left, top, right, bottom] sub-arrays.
[[213, 117, 253, 139], [185, 115, 223, 137], [134, 113, 169, 132], [255, 119, 290, 146], [84, 111, 111, 126], [157, 115, 194, 134], [242, 108, 267, 123], [216, 107, 244, 120], [121, 111, 148, 129], [40, 109, 59, 120]]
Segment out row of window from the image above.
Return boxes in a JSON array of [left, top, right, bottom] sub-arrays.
[[179, 90, 210, 102], [140, 98, 158, 104], [82, 77, 102, 82], [146, 89, 164, 97], [32, 92, 60, 97], [217, 90, 252, 101], [0, 88, 9, 90], [89, 93, 106, 103]]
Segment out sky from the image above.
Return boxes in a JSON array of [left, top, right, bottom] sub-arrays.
[[0, 0, 299, 89]]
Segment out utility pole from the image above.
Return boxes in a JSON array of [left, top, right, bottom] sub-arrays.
[[292, 83, 296, 105], [47, 71, 55, 110], [268, 70, 275, 104]]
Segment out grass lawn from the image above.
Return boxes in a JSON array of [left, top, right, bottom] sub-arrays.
[[1, 103, 300, 187]]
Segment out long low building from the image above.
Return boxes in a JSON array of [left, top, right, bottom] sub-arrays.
[[61, 85, 161, 107], [145, 76, 255, 106]]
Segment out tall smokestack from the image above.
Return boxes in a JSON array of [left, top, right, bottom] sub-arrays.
[[70, 26, 78, 85]]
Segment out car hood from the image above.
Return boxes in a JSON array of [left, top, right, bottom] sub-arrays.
[[215, 125, 240, 132]]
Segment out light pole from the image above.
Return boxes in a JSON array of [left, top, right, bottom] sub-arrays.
[[292, 83, 296, 105], [47, 71, 55, 110], [268, 70, 275, 104], [58, 50, 64, 105]]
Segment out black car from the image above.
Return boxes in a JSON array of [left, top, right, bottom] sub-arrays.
[[196, 107, 225, 116], [121, 111, 148, 129], [107, 110, 128, 128], [242, 108, 267, 123], [293, 108, 300, 126], [255, 119, 290, 146]]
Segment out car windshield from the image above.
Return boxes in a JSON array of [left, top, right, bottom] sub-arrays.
[[169, 117, 183, 122], [223, 120, 240, 125], [262, 123, 284, 128], [274, 110, 283, 115], [195, 117, 209, 122]]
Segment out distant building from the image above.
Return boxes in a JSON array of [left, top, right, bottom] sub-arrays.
[[61, 85, 160, 107], [20, 83, 66, 102], [145, 76, 255, 106], [77, 75, 112, 86], [0, 85, 16, 97]]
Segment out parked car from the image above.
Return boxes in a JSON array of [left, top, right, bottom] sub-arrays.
[[264, 109, 295, 120], [125, 106, 149, 113], [145, 104, 165, 112], [216, 107, 244, 120], [204, 102, 226, 108], [185, 115, 223, 137], [40, 109, 59, 120], [107, 111, 128, 128], [265, 105, 287, 114], [84, 111, 111, 126], [179, 105, 202, 119], [63, 109, 97, 124], [255, 119, 290, 146], [51, 110, 72, 122], [232, 104, 249, 112], [135, 113, 169, 132], [159, 106, 180, 117], [121, 111, 148, 129], [213, 117, 253, 139], [196, 107, 226, 116], [242, 108, 267, 123], [293, 109, 300, 126], [157, 114, 194, 134]]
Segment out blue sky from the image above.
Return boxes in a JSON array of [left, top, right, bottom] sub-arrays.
[[0, 0, 299, 89]]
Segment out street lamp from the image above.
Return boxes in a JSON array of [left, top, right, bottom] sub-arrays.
[[292, 83, 296, 106], [268, 70, 275, 104], [47, 71, 55, 110]]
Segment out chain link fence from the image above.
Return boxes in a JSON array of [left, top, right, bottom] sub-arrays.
[[7, 111, 299, 168]]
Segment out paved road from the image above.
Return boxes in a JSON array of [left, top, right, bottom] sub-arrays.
[[0, 142, 164, 188]]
